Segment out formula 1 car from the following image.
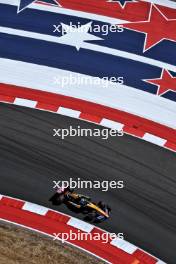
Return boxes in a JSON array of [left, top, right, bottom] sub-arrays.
[[49, 186, 111, 223]]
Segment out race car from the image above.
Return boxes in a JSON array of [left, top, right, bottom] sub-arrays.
[[49, 186, 111, 223]]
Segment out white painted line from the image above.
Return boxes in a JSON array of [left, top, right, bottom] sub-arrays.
[[100, 118, 124, 130], [14, 98, 37, 108], [0, 0, 127, 24], [144, 0, 176, 9], [1, 59, 176, 130], [22, 202, 49, 215], [1, 0, 176, 18], [58, 107, 81, 118], [0, 195, 3, 201], [143, 133, 167, 146], [110, 238, 138, 254], [67, 217, 94, 232], [1, 25, 176, 73], [156, 260, 167, 264]]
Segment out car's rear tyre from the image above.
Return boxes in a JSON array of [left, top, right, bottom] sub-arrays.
[[49, 193, 65, 205], [84, 211, 96, 222]]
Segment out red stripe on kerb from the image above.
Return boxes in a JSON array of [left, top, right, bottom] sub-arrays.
[[0, 83, 176, 148], [80, 113, 102, 123], [0, 197, 25, 208], [0, 94, 15, 103]]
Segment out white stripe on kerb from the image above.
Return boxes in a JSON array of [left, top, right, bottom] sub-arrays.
[[67, 217, 94, 232], [143, 133, 167, 146], [100, 118, 124, 130], [58, 107, 81, 118], [14, 98, 37, 108], [110, 238, 138, 254], [22, 202, 49, 215]]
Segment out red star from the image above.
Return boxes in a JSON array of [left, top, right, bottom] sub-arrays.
[[144, 69, 176, 96], [123, 4, 176, 52]]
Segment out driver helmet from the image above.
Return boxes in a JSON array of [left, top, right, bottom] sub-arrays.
[[80, 198, 87, 206]]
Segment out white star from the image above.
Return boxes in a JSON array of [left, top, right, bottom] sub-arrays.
[[58, 22, 103, 51]]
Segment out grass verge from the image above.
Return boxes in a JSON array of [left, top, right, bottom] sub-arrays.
[[0, 221, 105, 264]]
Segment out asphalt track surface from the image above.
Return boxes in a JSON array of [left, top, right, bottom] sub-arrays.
[[0, 103, 176, 263]]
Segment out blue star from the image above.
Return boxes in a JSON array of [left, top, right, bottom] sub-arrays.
[[107, 0, 136, 8], [18, 0, 61, 13]]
